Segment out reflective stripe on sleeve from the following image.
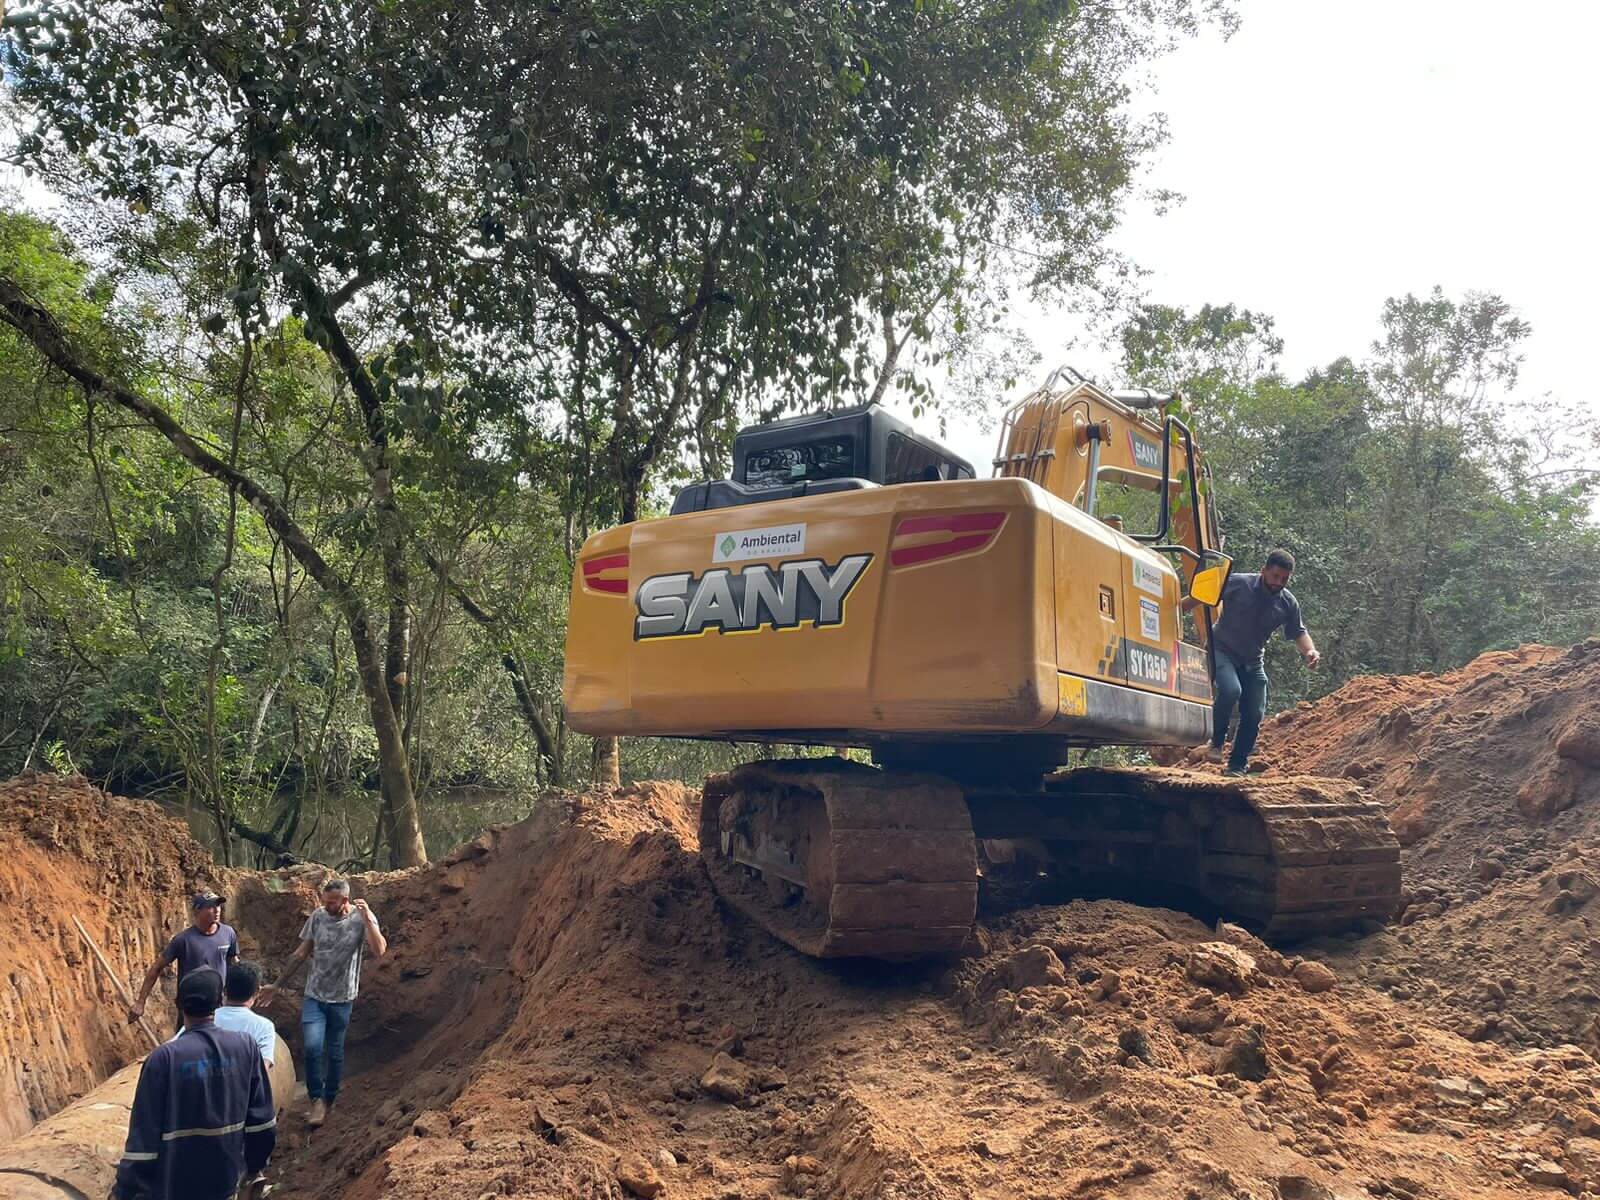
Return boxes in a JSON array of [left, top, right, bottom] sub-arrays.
[[162, 1121, 245, 1140]]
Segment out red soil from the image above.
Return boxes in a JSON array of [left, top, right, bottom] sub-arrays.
[[0, 771, 211, 1140]]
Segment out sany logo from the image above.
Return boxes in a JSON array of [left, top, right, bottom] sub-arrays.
[[1128, 429, 1163, 473], [635, 555, 872, 640]]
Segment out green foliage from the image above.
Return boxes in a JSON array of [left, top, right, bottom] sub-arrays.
[[5, 0, 1230, 518], [1119, 291, 1600, 708]]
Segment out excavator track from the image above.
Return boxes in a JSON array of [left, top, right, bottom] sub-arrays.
[[971, 766, 1403, 940], [701, 758, 978, 959], [701, 760, 1401, 958]]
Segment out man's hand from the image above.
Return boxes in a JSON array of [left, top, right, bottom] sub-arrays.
[[353, 897, 387, 958], [126, 999, 145, 1024], [253, 985, 277, 1010], [1303, 648, 1322, 670]]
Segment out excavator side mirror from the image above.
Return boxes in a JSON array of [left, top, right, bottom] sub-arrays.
[[1189, 557, 1232, 607]]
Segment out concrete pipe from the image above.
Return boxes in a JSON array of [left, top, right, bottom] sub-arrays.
[[0, 1035, 293, 1200]]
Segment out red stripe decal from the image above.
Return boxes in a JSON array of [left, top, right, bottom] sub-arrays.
[[896, 512, 1006, 537], [890, 532, 995, 567], [583, 552, 629, 594], [583, 553, 629, 577]]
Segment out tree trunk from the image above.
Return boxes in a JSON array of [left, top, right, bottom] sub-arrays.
[[867, 306, 905, 408], [592, 736, 621, 788], [379, 548, 410, 867], [503, 654, 562, 784], [353, 610, 427, 866], [243, 153, 429, 867]]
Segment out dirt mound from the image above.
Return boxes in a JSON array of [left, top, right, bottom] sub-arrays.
[[235, 781, 1600, 1199], [0, 771, 213, 1140], [1253, 640, 1600, 1050]]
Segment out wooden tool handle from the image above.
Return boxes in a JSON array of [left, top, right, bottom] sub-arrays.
[[72, 915, 163, 1050]]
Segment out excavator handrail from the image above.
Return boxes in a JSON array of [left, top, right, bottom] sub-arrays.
[[1130, 414, 1202, 552], [1133, 413, 1222, 684]]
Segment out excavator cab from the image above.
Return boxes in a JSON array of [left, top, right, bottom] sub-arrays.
[[670, 405, 975, 515]]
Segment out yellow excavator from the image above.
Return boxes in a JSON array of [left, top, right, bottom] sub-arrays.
[[564, 369, 1400, 958]]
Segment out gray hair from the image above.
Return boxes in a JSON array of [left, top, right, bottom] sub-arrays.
[[321, 878, 351, 895]]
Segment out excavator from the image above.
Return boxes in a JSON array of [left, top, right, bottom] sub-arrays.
[[563, 369, 1401, 958]]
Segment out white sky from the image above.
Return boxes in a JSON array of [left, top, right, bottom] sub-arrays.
[[919, 0, 1600, 473]]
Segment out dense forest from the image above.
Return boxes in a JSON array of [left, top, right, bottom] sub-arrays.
[[2, 1, 1596, 870]]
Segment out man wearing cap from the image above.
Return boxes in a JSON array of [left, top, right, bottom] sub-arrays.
[[127, 891, 239, 1027], [115, 968, 276, 1200], [259, 878, 386, 1128]]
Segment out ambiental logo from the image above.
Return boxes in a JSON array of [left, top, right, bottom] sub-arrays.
[[710, 522, 807, 564]]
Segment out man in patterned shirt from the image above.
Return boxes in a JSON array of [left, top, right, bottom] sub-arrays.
[[258, 878, 386, 1128]]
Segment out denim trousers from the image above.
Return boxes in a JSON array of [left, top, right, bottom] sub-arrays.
[[301, 995, 353, 1103], [1212, 650, 1269, 770]]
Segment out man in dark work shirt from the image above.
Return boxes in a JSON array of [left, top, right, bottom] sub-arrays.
[[1184, 548, 1320, 776], [116, 967, 275, 1200], [127, 891, 240, 1026]]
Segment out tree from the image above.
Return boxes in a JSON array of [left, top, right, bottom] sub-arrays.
[[1116, 292, 1600, 705], [1364, 289, 1531, 671], [3, 0, 1235, 812]]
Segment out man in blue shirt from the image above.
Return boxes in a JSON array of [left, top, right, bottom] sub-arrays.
[[1186, 548, 1320, 776], [166, 962, 279, 1067], [128, 891, 239, 1027], [115, 968, 276, 1200]]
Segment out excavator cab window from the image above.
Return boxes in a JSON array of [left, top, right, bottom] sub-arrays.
[[1089, 477, 1162, 535], [883, 432, 973, 484], [743, 437, 858, 488]]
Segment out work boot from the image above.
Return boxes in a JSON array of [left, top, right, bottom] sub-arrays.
[[307, 1098, 326, 1127], [1224, 766, 1248, 778], [1205, 744, 1226, 764]]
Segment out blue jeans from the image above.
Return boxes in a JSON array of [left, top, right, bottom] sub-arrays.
[[1212, 651, 1269, 771], [301, 996, 353, 1103]]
